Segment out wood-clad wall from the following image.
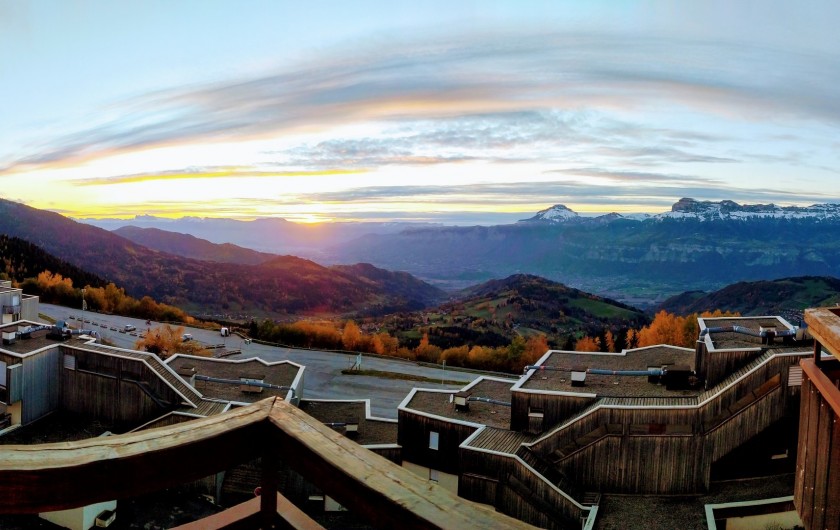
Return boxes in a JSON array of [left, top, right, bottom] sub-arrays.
[[369, 446, 401, 465], [795, 368, 840, 530], [502, 457, 584, 529], [698, 347, 763, 388], [524, 353, 805, 495], [20, 347, 61, 424], [706, 386, 784, 462], [560, 434, 708, 494], [459, 446, 586, 529], [510, 391, 594, 432], [60, 347, 177, 427], [398, 410, 477, 474]]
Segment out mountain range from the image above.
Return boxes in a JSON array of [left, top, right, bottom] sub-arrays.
[[79, 198, 840, 306], [0, 199, 444, 318], [520, 198, 840, 224], [327, 199, 840, 303]]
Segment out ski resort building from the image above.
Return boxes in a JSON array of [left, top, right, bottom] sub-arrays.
[[0, 294, 476, 530], [399, 316, 813, 529], [0, 280, 38, 324], [0, 283, 831, 530]]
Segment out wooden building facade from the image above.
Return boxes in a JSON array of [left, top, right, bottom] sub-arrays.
[[795, 307, 840, 530], [526, 351, 807, 494], [59, 345, 190, 428]]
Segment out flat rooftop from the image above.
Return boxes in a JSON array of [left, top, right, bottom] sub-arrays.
[[0, 324, 96, 357], [299, 399, 397, 445], [167, 355, 302, 403], [404, 378, 516, 429], [517, 346, 700, 398], [701, 316, 798, 351], [0, 410, 122, 445], [594, 474, 795, 530]]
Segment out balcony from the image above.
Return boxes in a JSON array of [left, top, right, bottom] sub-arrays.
[[0, 397, 534, 529]]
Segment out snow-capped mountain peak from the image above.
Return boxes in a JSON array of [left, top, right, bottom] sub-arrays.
[[519, 204, 580, 223], [655, 198, 840, 221]]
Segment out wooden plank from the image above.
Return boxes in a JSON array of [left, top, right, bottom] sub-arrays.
[[825, 413, 840, 528], [262, 447, 279, 528], [805, 308, 840, 361], [267, 399, 536, 530], [800, 358, 840, 417], [0, 398, 273, 513], [812, 397, 833, 530], [802, 377, 820, 528], [172, 492, 325, 530], [794, 376, 809, 516]]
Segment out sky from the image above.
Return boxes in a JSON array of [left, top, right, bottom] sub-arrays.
[[2, 1, 839, 224]]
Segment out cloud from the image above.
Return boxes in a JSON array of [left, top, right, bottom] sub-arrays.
[[298, 178, 831, 208], [4, 31, 839, 175], [545, 167, 720, 184], [71, 167, 368, 186]]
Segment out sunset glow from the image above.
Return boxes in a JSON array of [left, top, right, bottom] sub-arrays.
[[2, 1, 839, 224]]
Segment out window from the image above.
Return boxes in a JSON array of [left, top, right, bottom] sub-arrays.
[[63, 354, 76, 370], [528, 407, 544, 418], [429, 431, 439, 450], [429, 468, 440, 482]]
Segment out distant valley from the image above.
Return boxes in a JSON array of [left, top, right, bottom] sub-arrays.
[[82, 198, 840, 308], [4, 197, 840, 330], [4, 198, 840, 353]]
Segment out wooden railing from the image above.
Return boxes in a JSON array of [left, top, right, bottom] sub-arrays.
[[0, 397, 535, 529]]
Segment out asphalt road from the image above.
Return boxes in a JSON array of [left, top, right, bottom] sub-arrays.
[[38, 303, 489, 418]]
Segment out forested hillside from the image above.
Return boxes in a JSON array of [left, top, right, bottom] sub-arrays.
[[379, 274, 649, 350], [0, 235, 105, 288], [0, 199, 444, 318]]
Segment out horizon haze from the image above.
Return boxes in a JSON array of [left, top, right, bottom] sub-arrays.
[[2, 1, 839, 223]]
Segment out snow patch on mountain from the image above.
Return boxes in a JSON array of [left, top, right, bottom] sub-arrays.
[[655, 198, 840, 221], [521, 204, 580, 223]]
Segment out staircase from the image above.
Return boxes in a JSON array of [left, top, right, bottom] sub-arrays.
[[121, 350, 202, 407], [516, 445, 583, 501]]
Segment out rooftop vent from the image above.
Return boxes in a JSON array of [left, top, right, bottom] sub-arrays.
[[1, 331, 15, 345], [663, 365, 693, 390], [454, 391, 471, 412], [345, 423, 359, 437], [571, 368, 587, 387], [176, 366, 196, 386], [240, 373, 265, 394], [760, 326, 777, 345]]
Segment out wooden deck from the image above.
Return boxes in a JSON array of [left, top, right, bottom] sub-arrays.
[[0, 397, 536, 529]]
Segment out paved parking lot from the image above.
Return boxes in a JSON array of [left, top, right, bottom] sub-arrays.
[[38, 304, 492, 418]]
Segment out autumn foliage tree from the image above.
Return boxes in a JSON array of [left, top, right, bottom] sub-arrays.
[[574, 310, 741, 351], [575, 336, 602, 352], [342, 320, 362, 350], [134, 324, 211, 359]]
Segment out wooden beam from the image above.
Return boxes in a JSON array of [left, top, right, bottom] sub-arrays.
[[266, 398, 537, 530], [0, 398, 275, 513], [171, 492, 325, 530], [805, 307, 840, 361], [261, 444, 279, 529], [0, 395, 538, 528], [801, 359, 840, 418]]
